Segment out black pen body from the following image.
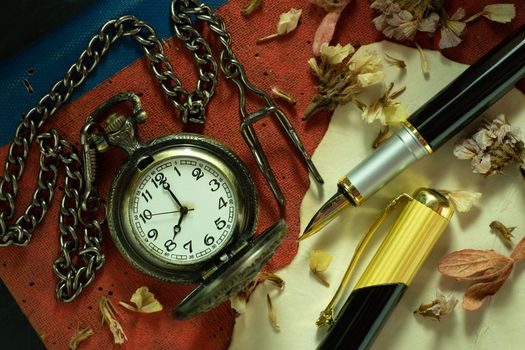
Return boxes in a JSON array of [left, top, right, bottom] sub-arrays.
[[337, 24, 525, 208], [318, 283, 406, 350], [408, 24, 525, 150]]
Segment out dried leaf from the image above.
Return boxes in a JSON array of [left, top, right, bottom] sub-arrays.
[[68, 327, 94, 350], [99, 297, 127, 345], [510, 235, 525, 262], [438, 249, 513, 282], [462, 264, 512, 310], [119, 286, 163, 313], [266, 294, 281, 332], [414, 290, 457, 321], [490, 220, 516, 246]]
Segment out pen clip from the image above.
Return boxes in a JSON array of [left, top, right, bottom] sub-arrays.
[[316, 193, 413, 327]]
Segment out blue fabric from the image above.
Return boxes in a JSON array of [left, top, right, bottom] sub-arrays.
[[0, 0, 227, 145]]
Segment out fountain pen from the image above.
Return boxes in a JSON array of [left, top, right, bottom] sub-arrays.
[[300, 24, 525, 240]]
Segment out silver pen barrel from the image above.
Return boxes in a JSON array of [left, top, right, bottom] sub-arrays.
[[338, 122, 431, 205]]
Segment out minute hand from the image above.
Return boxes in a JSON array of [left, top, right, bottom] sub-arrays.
[[300, 24, 525, 240]]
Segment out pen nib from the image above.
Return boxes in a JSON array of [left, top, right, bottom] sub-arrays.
[[299, 192, 350, 241]]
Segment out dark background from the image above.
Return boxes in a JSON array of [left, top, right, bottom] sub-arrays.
[[1, 2, 97, 349]]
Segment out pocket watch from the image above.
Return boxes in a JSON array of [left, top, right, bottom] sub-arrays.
[[92, 92, 286, 318]]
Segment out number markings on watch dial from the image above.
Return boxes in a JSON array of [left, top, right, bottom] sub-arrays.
[[130, 155, 237, 265]]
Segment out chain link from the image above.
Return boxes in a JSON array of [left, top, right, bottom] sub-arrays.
[[0, 0, 319, 301], [0, 3, 218, 301]]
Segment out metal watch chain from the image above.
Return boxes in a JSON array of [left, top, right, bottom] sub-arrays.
[[0, 0, 319, 302]]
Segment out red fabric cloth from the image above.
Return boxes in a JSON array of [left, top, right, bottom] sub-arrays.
[[0, 1, 524, 349]]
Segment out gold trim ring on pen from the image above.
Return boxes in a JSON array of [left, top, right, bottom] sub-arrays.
[[402, 120, 433, 155], [338, 177, 365, 206]]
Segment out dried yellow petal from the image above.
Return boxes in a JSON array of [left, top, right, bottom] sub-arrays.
[[119, 286, 163, 313], [256, 8, 302, 43], [482, 4, 516, 23], [241, 0, 263, 16], [68, 327, 94, 350], [440, 190, 482, 213], [276, 8, 302, 35], [266, 294, 281, 332], [99, 297, 127, 345], [320, 43, 355, 65], [309, 250, 333, 287], [414, 290, 457, 321]]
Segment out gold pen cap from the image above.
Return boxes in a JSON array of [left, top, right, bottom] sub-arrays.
[[354, 188, 453, 289]]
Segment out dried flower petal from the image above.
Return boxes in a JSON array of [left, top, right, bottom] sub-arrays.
[[462, 264, 512, 310], [241, 0, 263, 16], [277, 8, 302, 34], [415, 43, 429, 75], [69, 327, 94, 350], [99, 297, 127, 345], [256, 8, 302, 43], [510, 235, 525, 263], [482, 4, 516, 23], [320, 43, 355, 65], [490, 220, 516, 246], [384, 51, 406, 69], [439, 9, 466, 49], [454, 115, 525, 176], [271, 87, 297, 105], [373, 126, 392, 149], [361, 83, 407, 125], [440, 190, 482, 213], [266, 294, 281, 331], [309, 250, 333, 272], [309, 250, 333, 287], [119, 286, 163, 313], [438, 249, 513, 282], [310, 0, 352, 55], [414, 290, 457, 321]]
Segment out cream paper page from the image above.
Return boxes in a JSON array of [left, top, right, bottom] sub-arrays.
[[229, 41, 525, 350]]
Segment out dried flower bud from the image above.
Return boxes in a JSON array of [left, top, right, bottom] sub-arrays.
[[439, 190, 482, 213], [454, 115, 524, 176], [257, 8, 302, 43], [99, 297, 127, 345], [68, 327, 94, 350], [266, 294, 281, 332], [414, 290, 457, 321], [119, 286, 163, 313], [490, 220, 516, 246], [373, 126, 392, 149], [241, 0, 263, 16], [362, 83, 407, 126], [309, 250, 333, 286], [271, 87, 297, 105]]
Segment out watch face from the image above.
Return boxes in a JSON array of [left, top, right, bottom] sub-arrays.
[[129, 152, 238, 265], [108, 133, 258, 283]]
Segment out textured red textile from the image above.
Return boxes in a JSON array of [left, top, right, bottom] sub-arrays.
[[0, 1, 524, 349]]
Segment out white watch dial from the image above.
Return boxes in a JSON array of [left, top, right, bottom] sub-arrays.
[[130, 155, 238, 265]]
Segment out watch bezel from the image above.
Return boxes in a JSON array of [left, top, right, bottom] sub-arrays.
[[107, 133, 258, 284]]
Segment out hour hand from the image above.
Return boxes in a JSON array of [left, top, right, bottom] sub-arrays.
[[163, 182, 184, 208]]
